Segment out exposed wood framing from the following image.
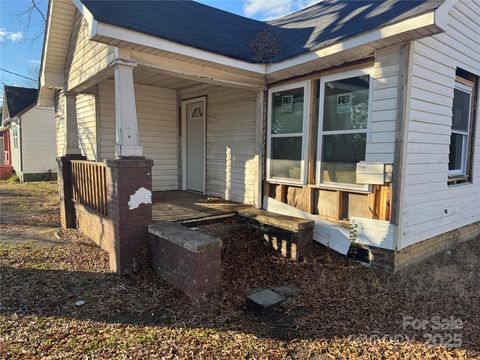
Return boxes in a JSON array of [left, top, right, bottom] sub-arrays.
[[265, 181, 391, 223]]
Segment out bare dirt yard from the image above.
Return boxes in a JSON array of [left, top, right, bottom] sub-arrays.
[[1, 182, 479, 359]]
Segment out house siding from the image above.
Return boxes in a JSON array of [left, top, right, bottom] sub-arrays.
[[180, 85, 258, 205], [400, 0, 480, 249], [20, 107, 57, 175], [97, 80, 179, 191], [366, 45, 403, 164], [55, 91, 66, 157], [55, 92, 97, 161], [76, 94, 97, 160], [64, 11, 113, 91]]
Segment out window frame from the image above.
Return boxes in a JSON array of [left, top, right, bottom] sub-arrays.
[[316, 67, 374, 191], [448, 81, 473, 178], [266, 80, 311, 185], [12, 125, 19, 150]]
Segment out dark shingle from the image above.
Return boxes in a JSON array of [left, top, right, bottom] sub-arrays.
[[81, 0, 444, 63], [3, 85, 38, 119]]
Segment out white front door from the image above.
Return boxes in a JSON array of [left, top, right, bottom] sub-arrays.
[[182, 98, 205, 193]]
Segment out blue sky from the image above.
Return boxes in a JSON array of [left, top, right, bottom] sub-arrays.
[[0, 0, 317, 99]]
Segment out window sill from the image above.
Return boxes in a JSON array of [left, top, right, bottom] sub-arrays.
[[447, 175, 471, 187]]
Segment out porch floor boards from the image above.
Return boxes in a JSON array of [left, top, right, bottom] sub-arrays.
[[151, 191, 249, 223]]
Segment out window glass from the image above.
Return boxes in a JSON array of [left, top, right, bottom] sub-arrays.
[[270, 137, 302, 180], [323, 75, 369, 131], [452, 89, 470, 132], [448, 133, 464, 171], [271, 87, 304, 134], [322, 133, 366, 184]]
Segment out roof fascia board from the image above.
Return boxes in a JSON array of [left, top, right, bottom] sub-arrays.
[[434, 0, 457, 30], [70, 0, 98, 38], [266, 11, 437, 74], [39, 0, 55, 88], [93, 22, 266, 75]]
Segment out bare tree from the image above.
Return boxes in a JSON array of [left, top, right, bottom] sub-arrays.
[[16, 0, 47, 43]]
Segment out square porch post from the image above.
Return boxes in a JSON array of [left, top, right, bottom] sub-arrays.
[[103, 58, 153, 274], [58, 92, 86, 229]]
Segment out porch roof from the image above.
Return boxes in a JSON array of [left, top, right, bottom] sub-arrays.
[[80, 0, 444, 64]]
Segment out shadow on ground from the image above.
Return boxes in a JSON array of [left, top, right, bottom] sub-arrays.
[[1, 226, 479, 355]]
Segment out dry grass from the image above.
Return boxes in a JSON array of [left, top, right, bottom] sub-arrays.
[[1, 182, 479, 359]]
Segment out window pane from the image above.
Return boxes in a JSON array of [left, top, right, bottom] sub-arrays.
[[271, 87, 304, 134], [323, 75, 369, 131], [449, 133, 465, 171], [452, 89, 471, 132], [271, 137, 302, 180], [322, 133, 366, 184]]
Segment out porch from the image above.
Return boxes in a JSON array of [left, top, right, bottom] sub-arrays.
[[56, 48, 266, 275], [152, 191, 249, 224]]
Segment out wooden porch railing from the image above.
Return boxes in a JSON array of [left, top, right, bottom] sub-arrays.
[[71, 160, 108, 216]]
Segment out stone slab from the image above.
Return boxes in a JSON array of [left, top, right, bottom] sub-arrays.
[[148, 221, 222, 253], [246, 289, 286, 308]]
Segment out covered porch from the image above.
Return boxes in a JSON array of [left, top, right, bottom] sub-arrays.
[[57, 48, 266, 274]]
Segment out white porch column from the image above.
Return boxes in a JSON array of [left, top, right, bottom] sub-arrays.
[[64, 92, 81, 155], [111, 59, 143, 158]]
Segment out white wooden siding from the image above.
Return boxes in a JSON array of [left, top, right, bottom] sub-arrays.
[[20, 107, 57, 174], [180, 85, 258, 205], [55, 92, 97, 160], [55, 92, 66, 157], [400, 0, 480, 249], [77, 94, 97, 160], [366, 46, 402, 164], [64, 11, 113, 91], [97, 80, 178, 191], [264, 197, 395, 252]]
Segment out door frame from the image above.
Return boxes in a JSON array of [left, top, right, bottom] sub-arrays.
[[181, 96, 207, 194]]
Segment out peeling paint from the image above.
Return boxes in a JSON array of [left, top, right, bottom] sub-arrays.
[[128, 187, 152, 210]]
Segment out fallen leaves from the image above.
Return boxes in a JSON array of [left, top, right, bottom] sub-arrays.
[[1, 182, 479, 359]]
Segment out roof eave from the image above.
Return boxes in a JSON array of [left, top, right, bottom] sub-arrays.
[[266, 9, 442, 75]]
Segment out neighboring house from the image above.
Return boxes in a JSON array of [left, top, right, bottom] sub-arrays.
[[1, 85, 57, 181], [39, 0, 479, 273]]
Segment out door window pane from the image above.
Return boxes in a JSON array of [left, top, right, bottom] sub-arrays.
[[452, 89, 470, 132], [449, 133, 465, 171], [271, 87, 304, 134], [323, 75, 369, 131], [322, 133, 366, 184], [271, 137, 302, 180]]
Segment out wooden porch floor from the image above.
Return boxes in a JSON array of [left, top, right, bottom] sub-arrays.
[[151, 191, 250, 223]]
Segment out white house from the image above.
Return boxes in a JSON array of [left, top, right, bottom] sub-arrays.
[[1, 85, 57, 182], [39, 0, 479, 272]]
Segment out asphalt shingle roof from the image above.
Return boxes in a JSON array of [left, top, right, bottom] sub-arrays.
[[3, 85, 38, 119], [81, 0, 444, 64]]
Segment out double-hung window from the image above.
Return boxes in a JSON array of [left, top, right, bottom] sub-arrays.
[[448, 81, 474, 178], [267, 80, 310, 184], [12, 125, 18, 149], [316, 69, 372, 189]]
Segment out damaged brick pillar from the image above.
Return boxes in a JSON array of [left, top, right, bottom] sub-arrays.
[[57, 154, 86, 228], [105, 158, 154, 274]]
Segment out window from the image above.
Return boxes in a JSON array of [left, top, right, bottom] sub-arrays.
[[448, 81, 474, 178], [267, 80, 310, 184], [316, 69, 372, 188], [12, 126, 18, 149]]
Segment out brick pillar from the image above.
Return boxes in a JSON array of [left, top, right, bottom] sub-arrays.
[[105, 158, 154, 274], [57, 154, 86, 228]]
